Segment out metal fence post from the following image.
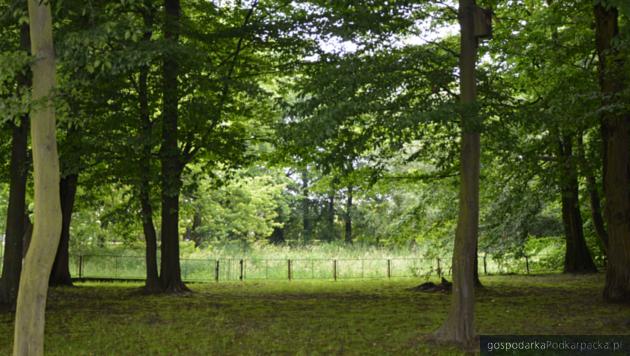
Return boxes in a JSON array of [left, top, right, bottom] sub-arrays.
[[215, 260, 220, 282], [288, 259, 292, 281], [333, 259, 337, 281], [387, 259, 391, 279], [239, 259, 244, 281]]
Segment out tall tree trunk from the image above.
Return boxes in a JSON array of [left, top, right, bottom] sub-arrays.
[[594, 4, 630, 302], [344, 186, 353, 244], [433, 0, 479, 349], [137, 9, 159, 292], [576, 135, 608, 253], [49, 173, 78, 286], [13, 0, 62, 353], [0, 23, 30, 306], [558, 136, 597, 273], [159, 0, 187, 293]]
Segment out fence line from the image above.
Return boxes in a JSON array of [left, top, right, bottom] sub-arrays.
[[0, 252, 569, 282]]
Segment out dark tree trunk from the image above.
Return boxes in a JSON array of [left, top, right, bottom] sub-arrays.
[[0, 22, 30, 306], [137, 10, 159, 292], [159, 0, 187, 293], [268, 227, 285, 244], [587, 174, 608, 252], [344, 186, 353, 244], [473, 246, 482, 288], [576, 135, 608, 252], [189, 208, 202, 247], [325, 190, 335, 242], [301, 170, 312, 242], [558, 136, 597, 273], [49, 173, 78, 286], [433, 0, 479, 349], [594, 4, 630, 302]]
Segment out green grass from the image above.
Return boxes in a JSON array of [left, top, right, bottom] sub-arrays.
[[1, 274, 628, 355]]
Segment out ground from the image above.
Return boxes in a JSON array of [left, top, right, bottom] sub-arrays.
[[0, 274, 629, 355]]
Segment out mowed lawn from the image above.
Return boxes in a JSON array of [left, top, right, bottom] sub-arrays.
[[1, 274, 629, 355]]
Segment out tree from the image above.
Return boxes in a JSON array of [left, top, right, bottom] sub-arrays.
[[0, 21, 30, 306], [594, 1, 630, 302], [433, 0, 485, 349], [159, 0, 187, 293], [557, 134, 597, 273], [13, 0, 62, 353]]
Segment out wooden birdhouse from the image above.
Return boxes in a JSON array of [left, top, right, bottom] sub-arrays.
[[474, 6, 493, 40]]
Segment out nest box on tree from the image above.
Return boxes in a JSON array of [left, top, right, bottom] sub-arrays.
[[473, 6, 493, 40]]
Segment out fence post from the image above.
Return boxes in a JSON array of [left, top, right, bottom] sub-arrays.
[[239, 259, 244, 281], [525, 255, 530, 275], [333, 259, 337, 281], [288, 259, 292, 281], [79, 255, 83, 279], [215, 260, 220, 282], [387, 259, 391, 278], [114, 256, 119, 278]]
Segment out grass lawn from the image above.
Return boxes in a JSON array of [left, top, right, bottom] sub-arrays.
[[0, 274, 629, 355]]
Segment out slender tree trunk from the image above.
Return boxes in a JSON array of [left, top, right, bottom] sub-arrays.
[[325, 190, 335, 242], [344, 186, 353, 244], [48, 174, 78, 286], [433, 0, 479, 349], [558, 136, 597, 273], [576, 135, 608, 252], [187, 208, 202, 247], [301, 170, 312, 242], [0, 22, 30, 306], [594, 4, 630, 302], [159, 0, 187, 293], [13, 0, 62, 353], [137, 11, 160, 292], [587, 174, 608, 251], [473, 246, 482, 287]]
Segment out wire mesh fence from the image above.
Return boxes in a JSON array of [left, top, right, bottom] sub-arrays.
[[0, 252, 569, 282]]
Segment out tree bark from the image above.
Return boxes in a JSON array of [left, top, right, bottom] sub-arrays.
[[576, 135, 608, 253], [558, 136, 597, 273], [344, 185, 353, 244], [594, 3, 630, 303], [13, 0, 63, 353], [159, 0, 188, 293], [433, 0, 479, 349], [49, 174, 78, 286], [0, 23, 30, 306], [137, 8, 160, 293]]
